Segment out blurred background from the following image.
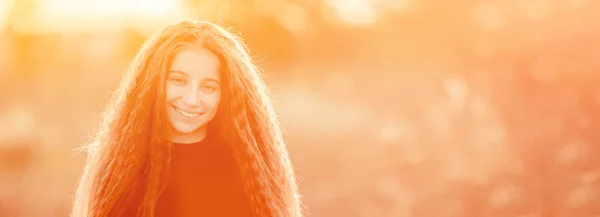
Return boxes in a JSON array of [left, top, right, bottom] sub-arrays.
[[2, 0, 600, 216]]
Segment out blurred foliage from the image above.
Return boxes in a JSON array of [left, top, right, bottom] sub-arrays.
[[2, 0, 600, 217]]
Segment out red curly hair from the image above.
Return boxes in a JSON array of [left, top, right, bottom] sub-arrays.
[[71, 20, 302, 217]]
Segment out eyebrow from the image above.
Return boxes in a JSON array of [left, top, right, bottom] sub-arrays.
[[168, 70, 220, 83], [168, 70, 188, 76], [202, 77, 221, 84]]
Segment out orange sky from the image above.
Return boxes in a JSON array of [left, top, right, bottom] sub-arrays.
[[0, 0, 409, 33], [1, 0, 189, 33]]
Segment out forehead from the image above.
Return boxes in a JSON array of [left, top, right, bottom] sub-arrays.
[[169, 47, 221, 80]]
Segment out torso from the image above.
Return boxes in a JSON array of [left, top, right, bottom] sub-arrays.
[[154, 136, 253, 217]]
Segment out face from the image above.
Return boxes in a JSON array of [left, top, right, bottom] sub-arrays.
[[166, 46, 221, 141]]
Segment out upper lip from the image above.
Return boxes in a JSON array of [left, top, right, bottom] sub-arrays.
[[173, 105, 203, 114]]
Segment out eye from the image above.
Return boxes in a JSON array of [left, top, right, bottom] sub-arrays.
[[202, 85, 219, 93], [169, 76, 186, 85]]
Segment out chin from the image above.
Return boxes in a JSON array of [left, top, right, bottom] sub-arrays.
[[174, 127, 197, 134], [171, 122, 204, 134], [177, 127, 202, 134]]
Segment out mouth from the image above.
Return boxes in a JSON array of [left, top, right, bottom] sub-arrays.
[[172, 105, 203, 119]]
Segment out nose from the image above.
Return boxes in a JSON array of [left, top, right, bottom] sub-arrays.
[[182, 85, 199, 108]]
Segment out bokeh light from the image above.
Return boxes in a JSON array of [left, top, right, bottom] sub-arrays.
[[3, 0, 600, 216]]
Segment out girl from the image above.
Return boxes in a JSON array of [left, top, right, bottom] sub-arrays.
[[71, 20, 302, 217]]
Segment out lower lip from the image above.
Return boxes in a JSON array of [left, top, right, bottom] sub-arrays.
[[172, 106, 203, 120]]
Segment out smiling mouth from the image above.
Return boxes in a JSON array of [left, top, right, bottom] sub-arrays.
[[172, 105, 203, 119]]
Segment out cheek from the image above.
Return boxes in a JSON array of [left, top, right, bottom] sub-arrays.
[[206, 93, 221, 110], [165, 84, 178, 102]]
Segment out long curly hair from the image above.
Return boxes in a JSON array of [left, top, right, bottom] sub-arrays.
[[71, 20, 302, 217]]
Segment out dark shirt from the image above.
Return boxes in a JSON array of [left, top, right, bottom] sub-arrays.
[[154, 135, 253, 217]]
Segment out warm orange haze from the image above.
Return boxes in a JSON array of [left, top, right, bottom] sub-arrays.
[[2, 0, 600, 216]]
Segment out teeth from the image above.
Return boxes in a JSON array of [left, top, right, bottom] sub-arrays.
[[175, 107, 200, 118]]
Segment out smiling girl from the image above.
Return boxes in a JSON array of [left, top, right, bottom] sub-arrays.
[[70, 20, 302, 217]]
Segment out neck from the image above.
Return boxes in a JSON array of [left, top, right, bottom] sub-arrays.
[[170, 127, 207, 144]]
